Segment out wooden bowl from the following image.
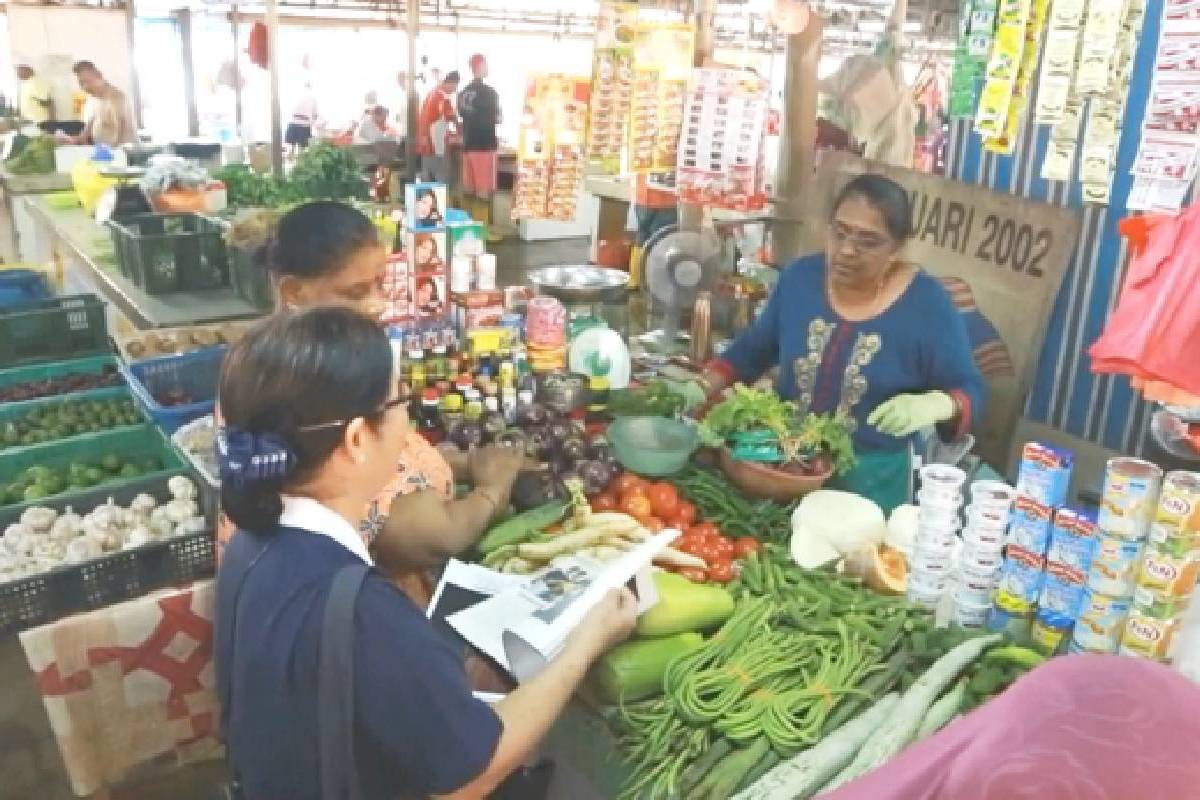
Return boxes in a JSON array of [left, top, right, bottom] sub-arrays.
[[719, 448, 832, 502]]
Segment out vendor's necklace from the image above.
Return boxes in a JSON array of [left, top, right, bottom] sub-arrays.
[[828, 262, 897, 321]]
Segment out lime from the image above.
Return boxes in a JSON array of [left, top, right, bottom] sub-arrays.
[[84, 467, 105, 486], [101, 454, 122, 473], [23, 484, 49, 502]]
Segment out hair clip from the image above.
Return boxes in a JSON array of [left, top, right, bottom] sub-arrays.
[[216, 426, 297, 488]]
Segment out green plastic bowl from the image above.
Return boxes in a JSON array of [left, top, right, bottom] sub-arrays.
[[607, 416, 700, 477]]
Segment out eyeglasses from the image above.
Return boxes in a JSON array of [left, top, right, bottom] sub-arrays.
[[829, 222, 893, 253], [296, 397, 406, 433]]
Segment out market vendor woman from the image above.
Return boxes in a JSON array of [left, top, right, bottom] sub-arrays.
[[700, 174, 984, 512]]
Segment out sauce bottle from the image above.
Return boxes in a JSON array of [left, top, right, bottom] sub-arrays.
[[417, 388, 445, 445], [482, 395, 507, 443], [441, 392, 464, 431]]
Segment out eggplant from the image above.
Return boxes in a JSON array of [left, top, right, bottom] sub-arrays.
[[561, 436, 587, 463], [578, 459, 611, 495], [449, 421, 485, 451], [547, 420, 571, 442], [512, 471, 556, 511]]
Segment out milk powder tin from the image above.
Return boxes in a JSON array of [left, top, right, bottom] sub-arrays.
[[1039, 567, 1087, 619], [996, 548, 1046, 612], [1071, 589, 1132, 654], [1087, 534, 1145, 596], [1006, 495, 1055, 556], [1148, 522, 1200, 560], [1133, 584, 1192, 620], [1156, 471, 1200, 535], [1136, 544, 1200, 599], [1097, 457, 1163, 540], [1119, 608, 1180, 662], [1046, 508, 1099, 578], [1015, 442, 1073, 508]]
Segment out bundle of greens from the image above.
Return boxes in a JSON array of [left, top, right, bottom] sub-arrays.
[[287, 141, 368, 201], [213, 165, 289, 208], [7, 136, 55, 175]]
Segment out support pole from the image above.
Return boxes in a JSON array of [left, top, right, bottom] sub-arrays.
[[406, 0, 420, 181], [232, 6, 244, 133], [266, 0, 284, 178], [177, 9, 200, 137], [678, 0, 717, 232], [124, 0, 144, 131], [772, 14, 822, 263]]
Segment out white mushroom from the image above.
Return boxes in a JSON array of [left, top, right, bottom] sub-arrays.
[[168, 476, 198, 502]]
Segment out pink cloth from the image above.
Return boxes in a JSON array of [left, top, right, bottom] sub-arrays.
[[826, 654, 1200, 800]]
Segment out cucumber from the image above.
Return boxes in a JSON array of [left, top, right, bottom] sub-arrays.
[[916, 678, 968, 740], [730, 693, 901, 800], [821, 633, 1002, 793], [476, 500, 568, 554]]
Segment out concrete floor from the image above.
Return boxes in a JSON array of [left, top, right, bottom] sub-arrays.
[[0, 231, 597, 800]]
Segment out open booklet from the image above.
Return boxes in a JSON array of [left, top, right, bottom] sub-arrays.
[[436, 528, 678, 684]]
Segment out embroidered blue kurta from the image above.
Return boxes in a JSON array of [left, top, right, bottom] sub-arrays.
[[721, 254, 985, 454]]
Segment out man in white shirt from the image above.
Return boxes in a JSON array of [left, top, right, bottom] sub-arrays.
[[71, 60, 135, 146], [355, 105, 396, 144], [16, 62, 54, 124]]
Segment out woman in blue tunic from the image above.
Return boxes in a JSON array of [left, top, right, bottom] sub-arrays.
[[700, 174, 985, 512]]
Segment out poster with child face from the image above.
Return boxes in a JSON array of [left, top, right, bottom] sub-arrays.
[[405, 182, 448, 231], [408, 230, 448, 321], [380, 254, 412, 326]]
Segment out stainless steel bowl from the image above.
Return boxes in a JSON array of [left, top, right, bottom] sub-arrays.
[[526, 265, 630, 305]]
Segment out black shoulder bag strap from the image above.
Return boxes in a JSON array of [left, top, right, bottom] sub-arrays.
[[319, 563, 370, 800]]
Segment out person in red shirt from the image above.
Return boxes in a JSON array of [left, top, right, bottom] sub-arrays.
[[417, 71, 460, 185]]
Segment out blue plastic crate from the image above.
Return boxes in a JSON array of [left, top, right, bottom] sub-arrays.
[[125, 346, 226, 434], [0, 269, 53, 310]]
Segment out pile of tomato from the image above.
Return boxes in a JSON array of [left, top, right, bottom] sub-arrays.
[[591, 471, 762, 585]]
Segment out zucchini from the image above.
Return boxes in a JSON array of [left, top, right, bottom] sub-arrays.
[[822, 633, 1002, 792], [916, 678, 967, 740], [730, 693, 901, 800], [476, 500, 568, 554], [587, 632, 704, 704], [635, 571, 736, 638]]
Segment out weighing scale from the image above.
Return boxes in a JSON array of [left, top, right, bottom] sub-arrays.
[[526, 265, 632, 338], [95, 165, 151, 223]]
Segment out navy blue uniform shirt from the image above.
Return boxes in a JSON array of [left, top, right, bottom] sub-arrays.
[[215, 511, 502, 800]]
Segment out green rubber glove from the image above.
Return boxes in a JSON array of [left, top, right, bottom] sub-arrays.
[[868, 391, 955, 437]]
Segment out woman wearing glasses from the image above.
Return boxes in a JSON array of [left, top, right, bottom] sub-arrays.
[[214, 308, 637, 799], [698, 174, 984, 512]]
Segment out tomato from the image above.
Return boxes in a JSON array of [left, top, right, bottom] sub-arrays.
[[689, 522, 719, 541], [678, 534, 707, 556], [714, 537, 736, 558], [647, 483, 680, 518], [544, 523, 564, 536], [676, 501, 697, 525], [733, 536, 762, 559], [678, 567, 708, 583], [614, 473, 648, 496], [642, 516, 666, 533], [592, 493, 618, 512], [707, 559, 736, 583], [619, 492, 653, 520], [696, 541, 724, 565], [664, 511, 693, 531]]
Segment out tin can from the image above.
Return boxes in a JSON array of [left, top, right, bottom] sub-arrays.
[[1097, 457, 1163, 539], [1006, 495, 1054, 556], [1087, 534, 1145, 596], [1030, 607, 1074, 656], [1015, 442, 1073, 507], [1136, 544, 1200, 599], [996, 548, 1045, 612], [970, 480, 1017, 511], [1156, 470, 1200, 535], [1046, 508, 1099, 577], [957, 566, 1000, 604], [1148, 522, 1200, 560], [1039, 567, 1087, 619], [1071, 589, 1132, 654], [1133, 584, 1192, 620], [952, 591, 992, 628], [1119, 608, 1181, 662]]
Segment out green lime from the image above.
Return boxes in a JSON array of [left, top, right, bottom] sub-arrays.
[[101, 454, 122, 473], [84, 467, 105, 486], [118, 463, 141, 479], [23, 484, 49, 502]]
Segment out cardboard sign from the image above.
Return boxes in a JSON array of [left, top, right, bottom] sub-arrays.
[[805, 152, 1081, 467]]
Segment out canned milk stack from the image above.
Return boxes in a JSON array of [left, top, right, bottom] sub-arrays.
[[1120, 471, 1200, 663], [989, 442, 1074, 639], [950, 480, 1016, 628], [1031, 509, 1099, 654], [1070, 457, 1164, 655], [907, 464, 967, 611]]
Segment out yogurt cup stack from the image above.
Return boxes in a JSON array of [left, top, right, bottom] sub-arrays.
[[907, 464, 967, 610], [952, 481, 1017, 627]]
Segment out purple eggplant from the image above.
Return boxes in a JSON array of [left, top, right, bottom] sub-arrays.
[[449, 421, 485, 451], [516, 402, 550, 428], [578, 460, 611, 495], [561, 436, 587, 462]]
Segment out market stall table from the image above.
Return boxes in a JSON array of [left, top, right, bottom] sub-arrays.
[[0, 168, 73, 264], [18, 195, 263, 334]]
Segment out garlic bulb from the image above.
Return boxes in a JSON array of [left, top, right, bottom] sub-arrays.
[[87, 499, 121, 532], [130, 493, 157, 518], [123, 526, 155, 549], [165, 499, 199, 524], [50, 508, 83, 543], [148, 507, 174, 538], [64, 536, 103, 564], [20, 506, 58, 533], [168, 476, 198, 501], [4, 523, 33, 547]]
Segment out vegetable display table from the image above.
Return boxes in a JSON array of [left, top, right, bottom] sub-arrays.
[[0, 167, 72, 263], [17, 579, 222, 797], [19, 196, 263, 333]]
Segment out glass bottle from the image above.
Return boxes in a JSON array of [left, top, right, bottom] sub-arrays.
[[482, 395, 507, 443], [441, 391, 464, 431], [428, 345, 448, 383], [417, 389, 445, 445], [501, 385, 518, 425]]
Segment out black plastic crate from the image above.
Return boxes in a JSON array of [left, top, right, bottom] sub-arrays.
[[0, 294, 109, 369], [0, 470, 215, 633], [108, 213, 231, 295], [227, 244, 274, 311]]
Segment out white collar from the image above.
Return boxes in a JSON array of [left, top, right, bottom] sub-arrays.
[[279, 495, 374, 566]]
